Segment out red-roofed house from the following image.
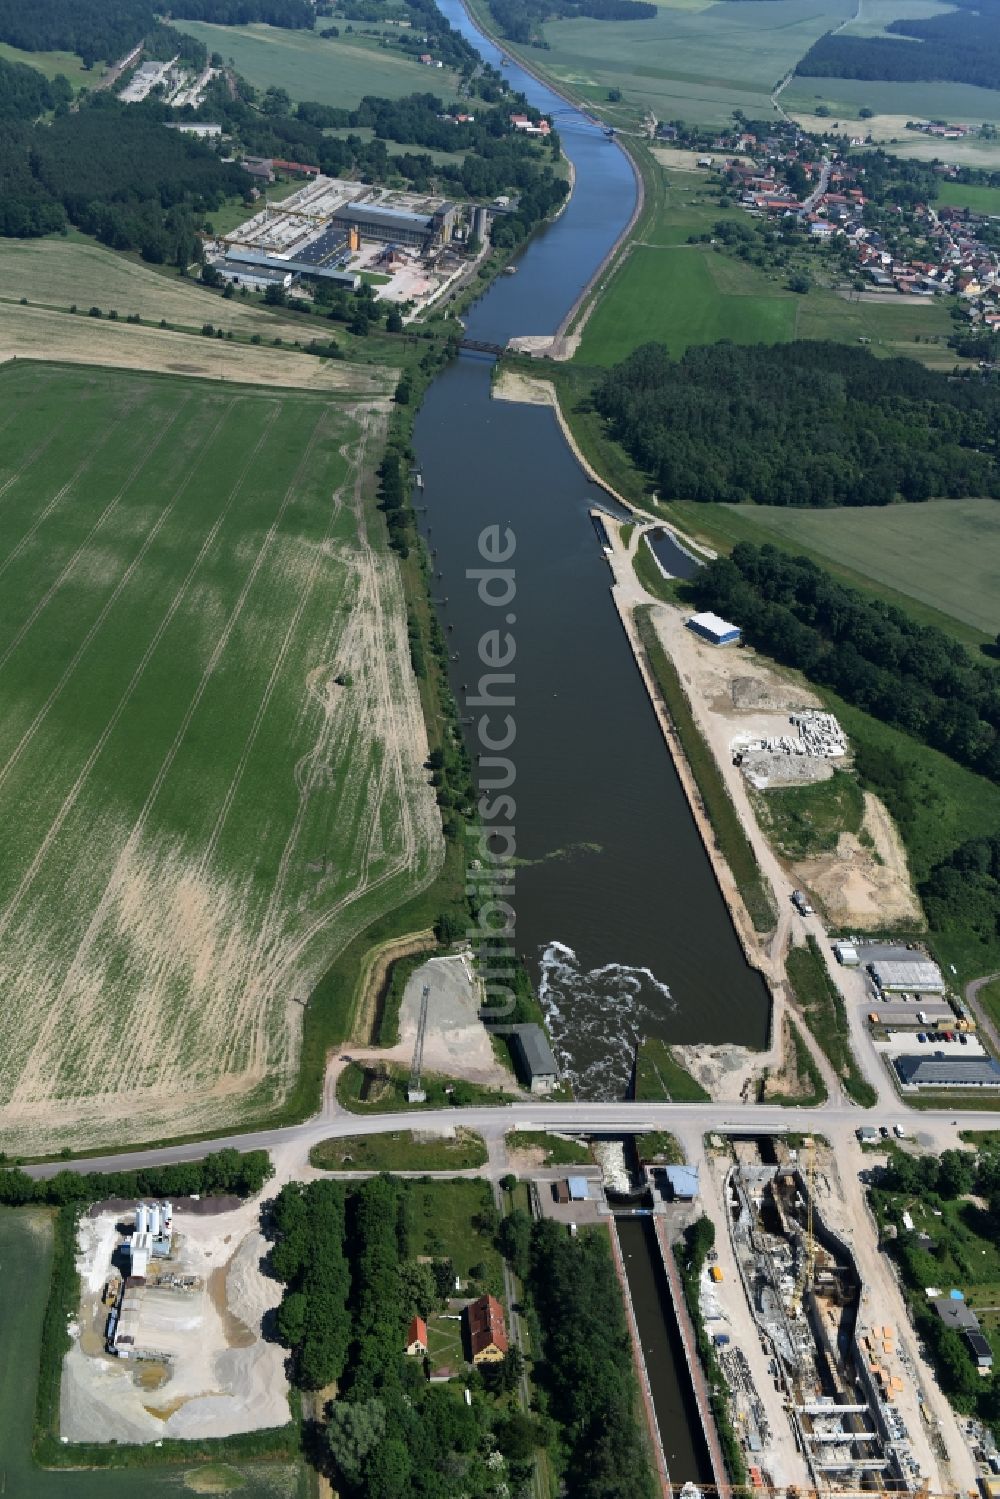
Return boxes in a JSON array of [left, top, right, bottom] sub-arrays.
[[406, 1315, 428, 1356], [466, 1294, 508, 1364]]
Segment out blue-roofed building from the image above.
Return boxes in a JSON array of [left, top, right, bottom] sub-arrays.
[[567, 1176, 590, 1201], [665, 1164, 700, 1200]]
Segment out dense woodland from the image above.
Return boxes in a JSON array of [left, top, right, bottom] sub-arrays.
[[690, 544, 1000, 780], [0, 57, 72, 121], [486, 0, 655, 47], [921, 834, 1000, 959], [797, 0, 1000, 91], [269, 1177, 537, 1498], [593, 342, 1000, 507]]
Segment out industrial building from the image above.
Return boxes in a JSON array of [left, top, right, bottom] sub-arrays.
[[868, 958, 946, 994], [511, 1023, 558, 1094], [216, 261, 293, 293], [221, 248, 359, 291], [894, 1054, 1000, 1089], [333, 199, 456, 251], [127, 1201, 173, 1278], [687, 611, 741, 646]]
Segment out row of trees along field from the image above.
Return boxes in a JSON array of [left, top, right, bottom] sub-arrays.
[[269, 1176, 540, 1498], [487, 0, 655, 46], [499, 1209, 657, 1499], [592, 342, 1000, 508], [0, 1148, 274, 1205], [689, 544, 1000, 780], [796, 0, 1000, 91]]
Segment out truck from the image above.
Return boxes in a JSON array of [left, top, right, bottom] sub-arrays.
[[791, 890, 814, 917]]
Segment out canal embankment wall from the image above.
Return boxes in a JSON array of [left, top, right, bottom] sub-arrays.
[[607, 1218, 673, 1498]]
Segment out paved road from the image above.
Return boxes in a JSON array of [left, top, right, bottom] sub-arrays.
[[25, 1094, 993, 1180]]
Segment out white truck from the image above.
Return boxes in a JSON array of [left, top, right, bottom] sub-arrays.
[[791, 889, 814, 917]]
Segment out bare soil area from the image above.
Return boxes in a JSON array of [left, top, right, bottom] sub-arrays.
[[62, 1199, 288, 1444], [794, 790, 922, 930], [652, 608, 920, 931], [0, 303, 391, 394]]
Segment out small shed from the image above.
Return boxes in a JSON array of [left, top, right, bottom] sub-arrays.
[[406, 1315, 428, 1356], [665, 1164, 700, 1201], [967, 1331, 994, 1369], [567, 1176, 590, 1201], [687, 611, 741, 646], [512, 1024, 558, 1095]]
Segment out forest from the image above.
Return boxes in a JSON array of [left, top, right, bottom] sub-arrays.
[[0, 57, 72, 121], [486, 0, 655, 47], [269, 1176, 538, 1499], [797, 0, 1000, 91], [592, 341, 1000, 508], [921, 834, 1000, 959], [0, 0, 312, 68], [689, 544, 1000, 780]]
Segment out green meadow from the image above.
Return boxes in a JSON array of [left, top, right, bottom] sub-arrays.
[[0, 362, 439, 1157], [174, 20, 460, 106], [786, 74, 1000, 125], [935, 181, 1000, 215], [0, 39, 92, 90]]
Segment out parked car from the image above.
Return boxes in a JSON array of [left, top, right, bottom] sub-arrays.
[[879, 1126, 890, 1138], [917, 1033, 927, 1043], [959, 1033, 969, 1046]]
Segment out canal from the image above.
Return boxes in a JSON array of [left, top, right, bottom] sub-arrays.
[[616, 1216, 714, 1486], [415, 0, 770, 1097]]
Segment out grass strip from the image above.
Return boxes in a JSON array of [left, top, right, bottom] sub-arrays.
[[337, 1060, 517, 1113], [763, 1018, 828, 1107], [506, 1130, 591, 1165], [309, 1128, 487, 1172], [786, 937, 877, 1107], [634, 1038, 709, 1101], [635, 1131, 683, 1163], [635, 604, 776, 932]]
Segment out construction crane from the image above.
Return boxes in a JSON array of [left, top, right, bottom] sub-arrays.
[[407, 984, 430, 1103]]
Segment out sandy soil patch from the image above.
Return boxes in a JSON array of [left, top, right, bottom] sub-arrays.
[[0, 303, 390, 394], [62, 1199, 288, 1445], [351, 928, 438, 1045], [793, 790, 922, 930], [396, 952, 508, 1083], [671, 1039, 771, 1101], [492, 368, 559, 407], [760, 1013, 817, 1102]]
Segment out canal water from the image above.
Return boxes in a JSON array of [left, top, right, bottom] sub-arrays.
[[415, 0, 770, 1097], [617, 1216, 714, 1486]]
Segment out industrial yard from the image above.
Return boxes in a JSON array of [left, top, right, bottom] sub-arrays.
[[62, 1197, 288, 1443], [209, 176, 493, 315]]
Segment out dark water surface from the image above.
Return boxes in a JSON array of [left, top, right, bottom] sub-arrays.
[[415, 3, 770, 1095]]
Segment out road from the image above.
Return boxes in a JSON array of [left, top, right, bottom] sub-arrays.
[[24, 1090, 993, 1181]]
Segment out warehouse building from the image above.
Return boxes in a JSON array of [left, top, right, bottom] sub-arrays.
[[894, 1054, 1000, 1089], [216, 262, 293, 293], [686, 611, 741, 646], [868, 958, 946, 993], [221, 248, 360, 290], [511, 1023, 558, 1094], [333, 199, 456, 251]]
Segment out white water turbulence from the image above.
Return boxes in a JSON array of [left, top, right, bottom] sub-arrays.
[[538, 940, 677, 1099]]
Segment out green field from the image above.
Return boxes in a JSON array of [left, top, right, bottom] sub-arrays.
[[508, 0, 856, 124], [837, 0, 954, 37], [574, 164, 957, 367], [0, 362, 440, 1157], [723, 499, 1000, 636], [310, 1128, 488, 1170], [0, 39, 92, 90], [786, 74, 1000, 125], [753, 770, 865, 861], [935, 181, 1000, 215], [0, 1208, 302, 1496], [174, 20, 460, 106]]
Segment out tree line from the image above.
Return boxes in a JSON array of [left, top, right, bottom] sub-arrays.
[[796, 0, 1000, 92], [0, 57, 72, 121], [268, 1176, 535, 1498], [689, 543, 1000, 780], [593, 340, 1000, 508], [0, 1147, 274, 1206], [486, 0, 655, 47]]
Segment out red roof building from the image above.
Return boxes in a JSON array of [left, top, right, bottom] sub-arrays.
[[406, 1315, 428, 1356], [466, 1294, 508, 1363]]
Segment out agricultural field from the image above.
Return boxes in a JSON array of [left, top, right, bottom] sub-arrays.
[[174, 20, 460, 107], [573, 163, 957, 367], [484, 0, 855, 124], [0, 362, 441, 1155], [724, 498, 1000, 637], [0, 301, 390, 393], [835, 0, 955, 38], [785, 75, 1000, 127], [0, 238, 341, 343], [935, 181, 1000, 214]]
